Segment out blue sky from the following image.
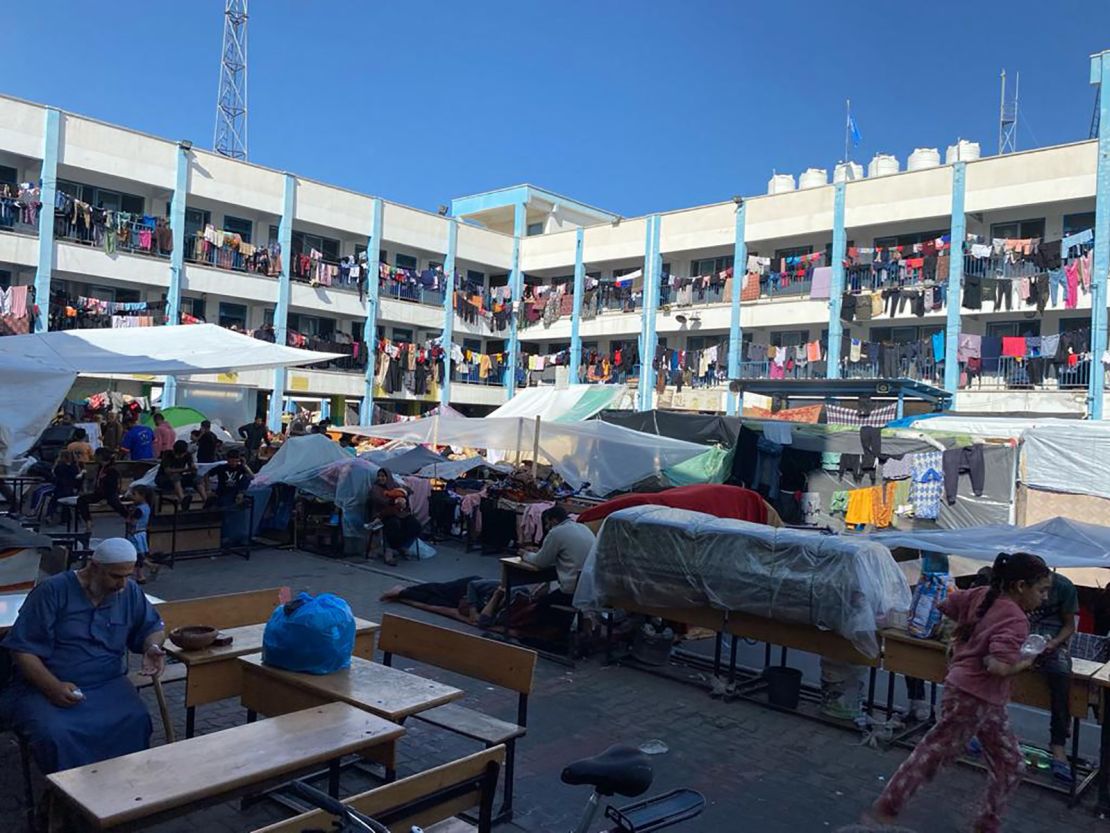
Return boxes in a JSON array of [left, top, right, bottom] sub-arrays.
[[8, 2, 1110, 217]]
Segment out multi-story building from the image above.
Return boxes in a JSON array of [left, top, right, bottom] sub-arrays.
[[2, 50, 1109, 426]]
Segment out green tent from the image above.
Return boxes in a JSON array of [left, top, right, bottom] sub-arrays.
[[142, 406, 207, 429]]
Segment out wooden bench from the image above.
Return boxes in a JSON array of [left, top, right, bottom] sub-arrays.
[[155, 586, 286, 634], [46, 702, 404, 832], [251, 746, 504, 833], [379, 613, 537, 822]]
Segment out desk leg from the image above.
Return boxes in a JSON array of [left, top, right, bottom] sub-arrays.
[[246, 709, 257, 724], [885, 672, 896, 721], [866, 667, 877, 716], [1098, 688, 1110, 815], [328, 758, 341, 798], [779, 646, 788, 667], [712, 633, 722, 677], [763, 643, 772, 669], [728, 636, 738, 687], [185, 705, 196, 739]]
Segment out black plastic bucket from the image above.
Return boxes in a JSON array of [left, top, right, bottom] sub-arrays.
[[763, 666, 803, 709]]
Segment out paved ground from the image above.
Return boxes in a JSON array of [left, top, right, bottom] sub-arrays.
[[2, 534, 1108, 832]]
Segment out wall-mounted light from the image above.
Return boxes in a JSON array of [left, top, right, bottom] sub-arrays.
[[732, 195, 743, 206], [178, 139, 193, 151], [437, 205, 449, 216]]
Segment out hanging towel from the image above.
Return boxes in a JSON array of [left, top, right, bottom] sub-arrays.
[[1001, 336, 1027, 358], [809, 266, 832, 299], [931, 331, 945, 363]]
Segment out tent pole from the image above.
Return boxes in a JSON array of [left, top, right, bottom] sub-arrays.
[[514, 418, 524, 466], [531, 415, 541, 479]]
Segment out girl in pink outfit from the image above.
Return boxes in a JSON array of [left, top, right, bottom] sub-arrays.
[[864, 552, 1051, 833]]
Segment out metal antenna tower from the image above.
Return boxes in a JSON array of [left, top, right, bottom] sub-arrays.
[[214, 0, 248, 160], [998, 69, 1019, 155]]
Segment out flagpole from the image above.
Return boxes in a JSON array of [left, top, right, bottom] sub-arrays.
[[844, 98, 851, 163]]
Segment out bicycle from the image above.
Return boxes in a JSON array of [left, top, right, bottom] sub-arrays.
[[292, 744, 705, 833]]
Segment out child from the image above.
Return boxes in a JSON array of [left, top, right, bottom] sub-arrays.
[[126, 485, 153, 583], [865, 552, 1051, 833], [49, 450, 82, 522]]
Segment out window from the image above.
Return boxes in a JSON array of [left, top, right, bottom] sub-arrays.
[[582, 341, 599, 353], [870, 325, 941, 343], [223, 215, 253, 243], [351, 321, 364, 342], [1063, 212, 1095, 237], [58, 180, 144, 214], [489, 274, 509, 288], [612, 267, 639, 278], [690, 256, 734, 276], [463, 338, 482, 354], [392, 328, 413, 343], [989, 218, 1045, 240], [428, 261, 443, 270], [290, 314, 334, 338], [269, 225, 280, 244], [986, 320, 1040, 338], [770, 330, 809, 347], [395, 253, 418, 271], [292, 231, 340, 260], [0, 165, 16, 186], [1058, 316, 1089, 332], [773, 245, 813, 263], [872, 229, 947, 248], [182, 297, 206, 319], [219, 302, 248, 329], [467, 270, 485, 284], [185, 208, 212, 243], [526, 222, 544, 237], [0, 270, 11, 288]]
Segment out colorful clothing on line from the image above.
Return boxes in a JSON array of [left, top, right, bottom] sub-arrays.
[[909, 451, 944, 520], [844, 488, 873, 525]]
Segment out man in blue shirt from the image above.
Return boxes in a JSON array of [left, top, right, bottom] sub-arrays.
[[0, 538, 165, 772], [120, 417, 155, 460]]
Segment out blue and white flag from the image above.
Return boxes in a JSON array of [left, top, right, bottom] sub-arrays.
[[848, 114, 862, 148]]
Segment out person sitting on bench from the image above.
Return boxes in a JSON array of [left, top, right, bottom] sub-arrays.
[[155, 440, 209, 508], [209, 449, 254, 508], [518, 505, 596, 613], [0, 538, 166, 773], [77, 448, 128, 533]]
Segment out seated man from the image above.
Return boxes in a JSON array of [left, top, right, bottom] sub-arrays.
[[519, 505, 596, 609], [0, 538, 166, 773], [209, 448, 254, 508]]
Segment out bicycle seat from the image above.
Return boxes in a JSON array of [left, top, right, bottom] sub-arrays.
[[561, 745, 653, 797]]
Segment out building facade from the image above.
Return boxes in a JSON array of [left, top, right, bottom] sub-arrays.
[[1, 53, 1108, 427]]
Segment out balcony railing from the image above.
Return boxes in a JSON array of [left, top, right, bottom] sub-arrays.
[[0, 195, 39, 236], [379, 279, 444, 307], [56, 217, 170, 259]]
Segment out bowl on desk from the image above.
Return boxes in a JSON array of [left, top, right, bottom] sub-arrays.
[[169, 625, 219, 651]]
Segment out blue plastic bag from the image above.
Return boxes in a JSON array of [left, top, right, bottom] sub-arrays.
[[262, 592, 355, 675]]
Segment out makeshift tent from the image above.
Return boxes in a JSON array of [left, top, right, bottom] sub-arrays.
[[0, 325, 340, 465], [141, 406, 207, 429], [866, 516, 1110, 569], [489, 385, 631, 423], [338, 416, 706, 496], [362, 445, 449, 476], [598, 409, 741, 486]]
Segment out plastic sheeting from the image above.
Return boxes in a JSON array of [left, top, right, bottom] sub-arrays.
[[866, 516, 1110, 569], [599, 409, 741, 448], [338, 416, 706, 496], [0, 325, 340, 466], [253, 435, 349, 487], [1023, 423, 1110, 500], [575, 506, 910, 657], [489, 385, 629, 423]]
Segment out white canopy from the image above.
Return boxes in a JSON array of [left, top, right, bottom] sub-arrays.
[[338, 415, 706, 496], [0, 325, 341, 465], [488, 384, 631, 422]]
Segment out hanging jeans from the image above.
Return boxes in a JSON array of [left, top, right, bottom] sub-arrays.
[[994, 279, 1012, 311], [1048, 268, 1067, 306], [942, 445, 985, 504]]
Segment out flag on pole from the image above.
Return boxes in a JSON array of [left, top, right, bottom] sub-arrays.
[[848, 113, 862, 148]]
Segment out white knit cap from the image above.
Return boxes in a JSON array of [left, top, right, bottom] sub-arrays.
[[92, 537, 138, 565]]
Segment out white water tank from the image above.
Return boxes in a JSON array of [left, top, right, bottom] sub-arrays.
[[833, 161, 864, 183], [907, 147, 941, 171], [798, 168, 828, 189], [945, 140, 981, 163], [868, 153, 900, 177], [767, 174, 796, 195]]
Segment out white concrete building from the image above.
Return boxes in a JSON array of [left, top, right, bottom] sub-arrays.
[[0, 78, 1106, 425]]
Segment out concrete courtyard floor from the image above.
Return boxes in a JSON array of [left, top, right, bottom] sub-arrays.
[[2, 536, 1108, 832]]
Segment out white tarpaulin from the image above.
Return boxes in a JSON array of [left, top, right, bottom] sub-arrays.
[[488, 385, 631, 423], [901, 414, 1080, 440], [1023, 422, 1110, 500], [339, 415, 706, 496], [0, 325, 340, 465]]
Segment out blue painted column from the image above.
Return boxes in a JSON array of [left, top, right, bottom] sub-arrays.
[[359, 198, 383, 424], [1089, 50, 1110, 419], [505, 201, 526, 396], [726, 201, 747, 415], [637, 215, 662, 411], [826, 182, 847, 379], [266, 174, 296, 431], [33, 108, 60, 334], [161, 143, 190, 407], [943, 162, 967, 397], [439, 217, 458, 407], [569, 227, 585, 383]]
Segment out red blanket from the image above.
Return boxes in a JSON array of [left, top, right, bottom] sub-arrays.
[[577, 484, 768, 525]]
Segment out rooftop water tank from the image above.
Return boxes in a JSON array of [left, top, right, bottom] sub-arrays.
[[798, 168, 828, 189], [907, 147, 941, 171], [945, 140, 981, 163], [767, 174, 796, 195], [868, 154, 900, 177], [833, 161, 864, 183]]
